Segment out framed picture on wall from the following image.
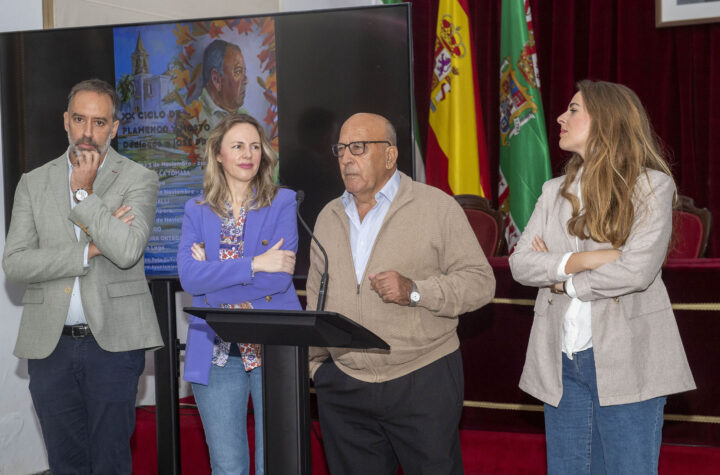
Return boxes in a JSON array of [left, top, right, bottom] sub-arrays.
[[656, 0, 720, 27]]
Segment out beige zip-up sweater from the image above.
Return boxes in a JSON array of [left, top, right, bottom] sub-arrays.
[[308, 172, 495, 382]]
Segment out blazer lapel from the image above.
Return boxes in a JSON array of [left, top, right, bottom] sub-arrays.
[[553, 192, 577, 251], [244, 205, 269, 258], [203, 207, 222, 261], [92, 149, 122, 197], [49, 156, 78, 242], [550, 174, 582, 252]]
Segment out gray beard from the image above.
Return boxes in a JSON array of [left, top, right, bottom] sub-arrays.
[[68, 132, 112, 158]]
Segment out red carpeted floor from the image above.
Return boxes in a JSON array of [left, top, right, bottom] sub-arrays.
[[131, 405, 720, 474]]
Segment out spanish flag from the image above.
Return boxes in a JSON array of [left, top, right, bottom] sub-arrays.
[[427, 0, 490, 197]]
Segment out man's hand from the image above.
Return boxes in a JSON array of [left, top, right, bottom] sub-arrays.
[[88, 242, 101, 259], [368, 271, 414, 305], [70, 150, 102, 192], [88, 204, 135, 259], [113, 204, 135, 226]]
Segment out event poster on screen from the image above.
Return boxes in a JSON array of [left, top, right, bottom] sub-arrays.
[[113, 17, 278, 276]]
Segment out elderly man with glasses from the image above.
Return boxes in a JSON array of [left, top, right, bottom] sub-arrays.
[[307, 112, 495, 474]]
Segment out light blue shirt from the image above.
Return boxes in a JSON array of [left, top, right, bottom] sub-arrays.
[[65, 150, 104, 325], [341, 170, 401, 284]]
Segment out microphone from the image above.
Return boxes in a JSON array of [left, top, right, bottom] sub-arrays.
[[295, 190, 329, 311]]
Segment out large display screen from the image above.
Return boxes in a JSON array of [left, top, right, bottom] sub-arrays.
[[0, 4, 415, 278]]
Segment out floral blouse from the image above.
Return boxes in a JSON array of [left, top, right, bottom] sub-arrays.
[[211, 203, 261, 371]]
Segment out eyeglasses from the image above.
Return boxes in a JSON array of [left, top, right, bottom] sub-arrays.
[[331, 141, 391, 157]]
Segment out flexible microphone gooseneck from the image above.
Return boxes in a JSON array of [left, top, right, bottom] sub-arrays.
[[295, 190, 329, 311]]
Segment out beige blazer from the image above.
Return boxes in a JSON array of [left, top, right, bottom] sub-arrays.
[[509, 169, 695, 406], [3, 148, 163, 359]]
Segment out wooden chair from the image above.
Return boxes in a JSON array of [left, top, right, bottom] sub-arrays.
[[668, 195, 712, 258], [454, 194, 507, 257]]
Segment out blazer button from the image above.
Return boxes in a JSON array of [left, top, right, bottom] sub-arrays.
[[547, 298, 552, 305], [261, 240, 269, 246], [65, 287, 72, 294], [265, 295, 272, 302], [613, 297, 620, 303]]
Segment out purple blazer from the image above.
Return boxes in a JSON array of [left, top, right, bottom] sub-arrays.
[[178, 188, 302, 385]]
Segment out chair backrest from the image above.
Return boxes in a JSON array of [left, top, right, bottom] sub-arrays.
[[668, 195, 712, 258], [454, 194, 506, 257]]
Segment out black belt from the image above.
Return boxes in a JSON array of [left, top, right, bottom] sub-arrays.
[[62, 324, 92, 338]]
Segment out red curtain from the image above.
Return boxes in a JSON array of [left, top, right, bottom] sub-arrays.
[[407, 0, 720, 257]]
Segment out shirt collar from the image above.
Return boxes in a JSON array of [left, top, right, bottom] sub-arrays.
[[341, 169, 401, 209]]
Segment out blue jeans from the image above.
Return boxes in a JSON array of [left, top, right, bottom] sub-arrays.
[[28, 335, 145, 475], [192, 356, 264, 475], [544, 348, 666, 475]]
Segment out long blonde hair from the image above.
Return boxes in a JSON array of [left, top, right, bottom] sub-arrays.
[[200, 113, 278, 217], [559, 80, 675, 247]]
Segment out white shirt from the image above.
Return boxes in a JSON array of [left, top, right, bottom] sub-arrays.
[[341, 170, 401, 284], [64, 150, 104, 325], [555, 176, 592, 359]]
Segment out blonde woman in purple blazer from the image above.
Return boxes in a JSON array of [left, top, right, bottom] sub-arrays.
[[178, 113, 301, 475], [510, 80, 695, 474]]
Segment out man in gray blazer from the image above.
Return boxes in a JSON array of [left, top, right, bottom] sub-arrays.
[[2, 78, 163, 474]]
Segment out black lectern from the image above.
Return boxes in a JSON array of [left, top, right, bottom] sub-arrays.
[[184, 307, 389, 474]]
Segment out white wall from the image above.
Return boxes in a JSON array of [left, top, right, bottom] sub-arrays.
[[0, 0, 42, 32], [0, 3, 51, 473], [281, 0, 383, 10], [51, 0, 280, 28], [45, 0, 384, 28], [0, 1, 380, 473]]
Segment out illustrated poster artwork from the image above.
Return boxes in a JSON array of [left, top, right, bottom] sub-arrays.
[[113, 17, 278, 276]]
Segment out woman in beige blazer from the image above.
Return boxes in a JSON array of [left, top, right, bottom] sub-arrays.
[[510, 80, 695, 474]]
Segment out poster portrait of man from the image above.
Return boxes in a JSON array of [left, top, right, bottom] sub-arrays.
[[112, 17, 278, 275], [198, 39, 250, 129]]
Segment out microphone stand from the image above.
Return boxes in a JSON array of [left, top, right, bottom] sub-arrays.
[[295, 190, 329, 311]]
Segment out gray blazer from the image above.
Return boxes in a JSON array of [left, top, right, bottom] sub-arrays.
[[509, 169, 695, 406], [3, 148, 163, 359]]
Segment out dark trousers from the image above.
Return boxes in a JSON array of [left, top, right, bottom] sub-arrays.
[[314, 349, 464, 475], [28, 334, 145, 475]]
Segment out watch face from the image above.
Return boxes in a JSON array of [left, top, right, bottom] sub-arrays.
[[410, 291, 420, 303], [75, 189, 88, 201]]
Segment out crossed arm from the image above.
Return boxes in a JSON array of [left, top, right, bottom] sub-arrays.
[[68, 154, 158, 269], [3, 156, 157, 283], [510, 172, 673, 300], [531, 235, 621, 293], [177, 197, 297, 299]]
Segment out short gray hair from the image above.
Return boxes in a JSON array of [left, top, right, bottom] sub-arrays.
[[67, 79, 120, 121]]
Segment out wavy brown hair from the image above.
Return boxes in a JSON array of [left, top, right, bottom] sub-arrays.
[[200, 113, 278, 217], [560, 80, 675, 247]]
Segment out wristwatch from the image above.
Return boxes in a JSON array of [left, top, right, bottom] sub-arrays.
[[409, 281, 420, 307], [73, 188, 90, 202]]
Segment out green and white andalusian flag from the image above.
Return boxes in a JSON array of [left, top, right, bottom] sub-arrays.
[[499, 0, 551, 251]]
